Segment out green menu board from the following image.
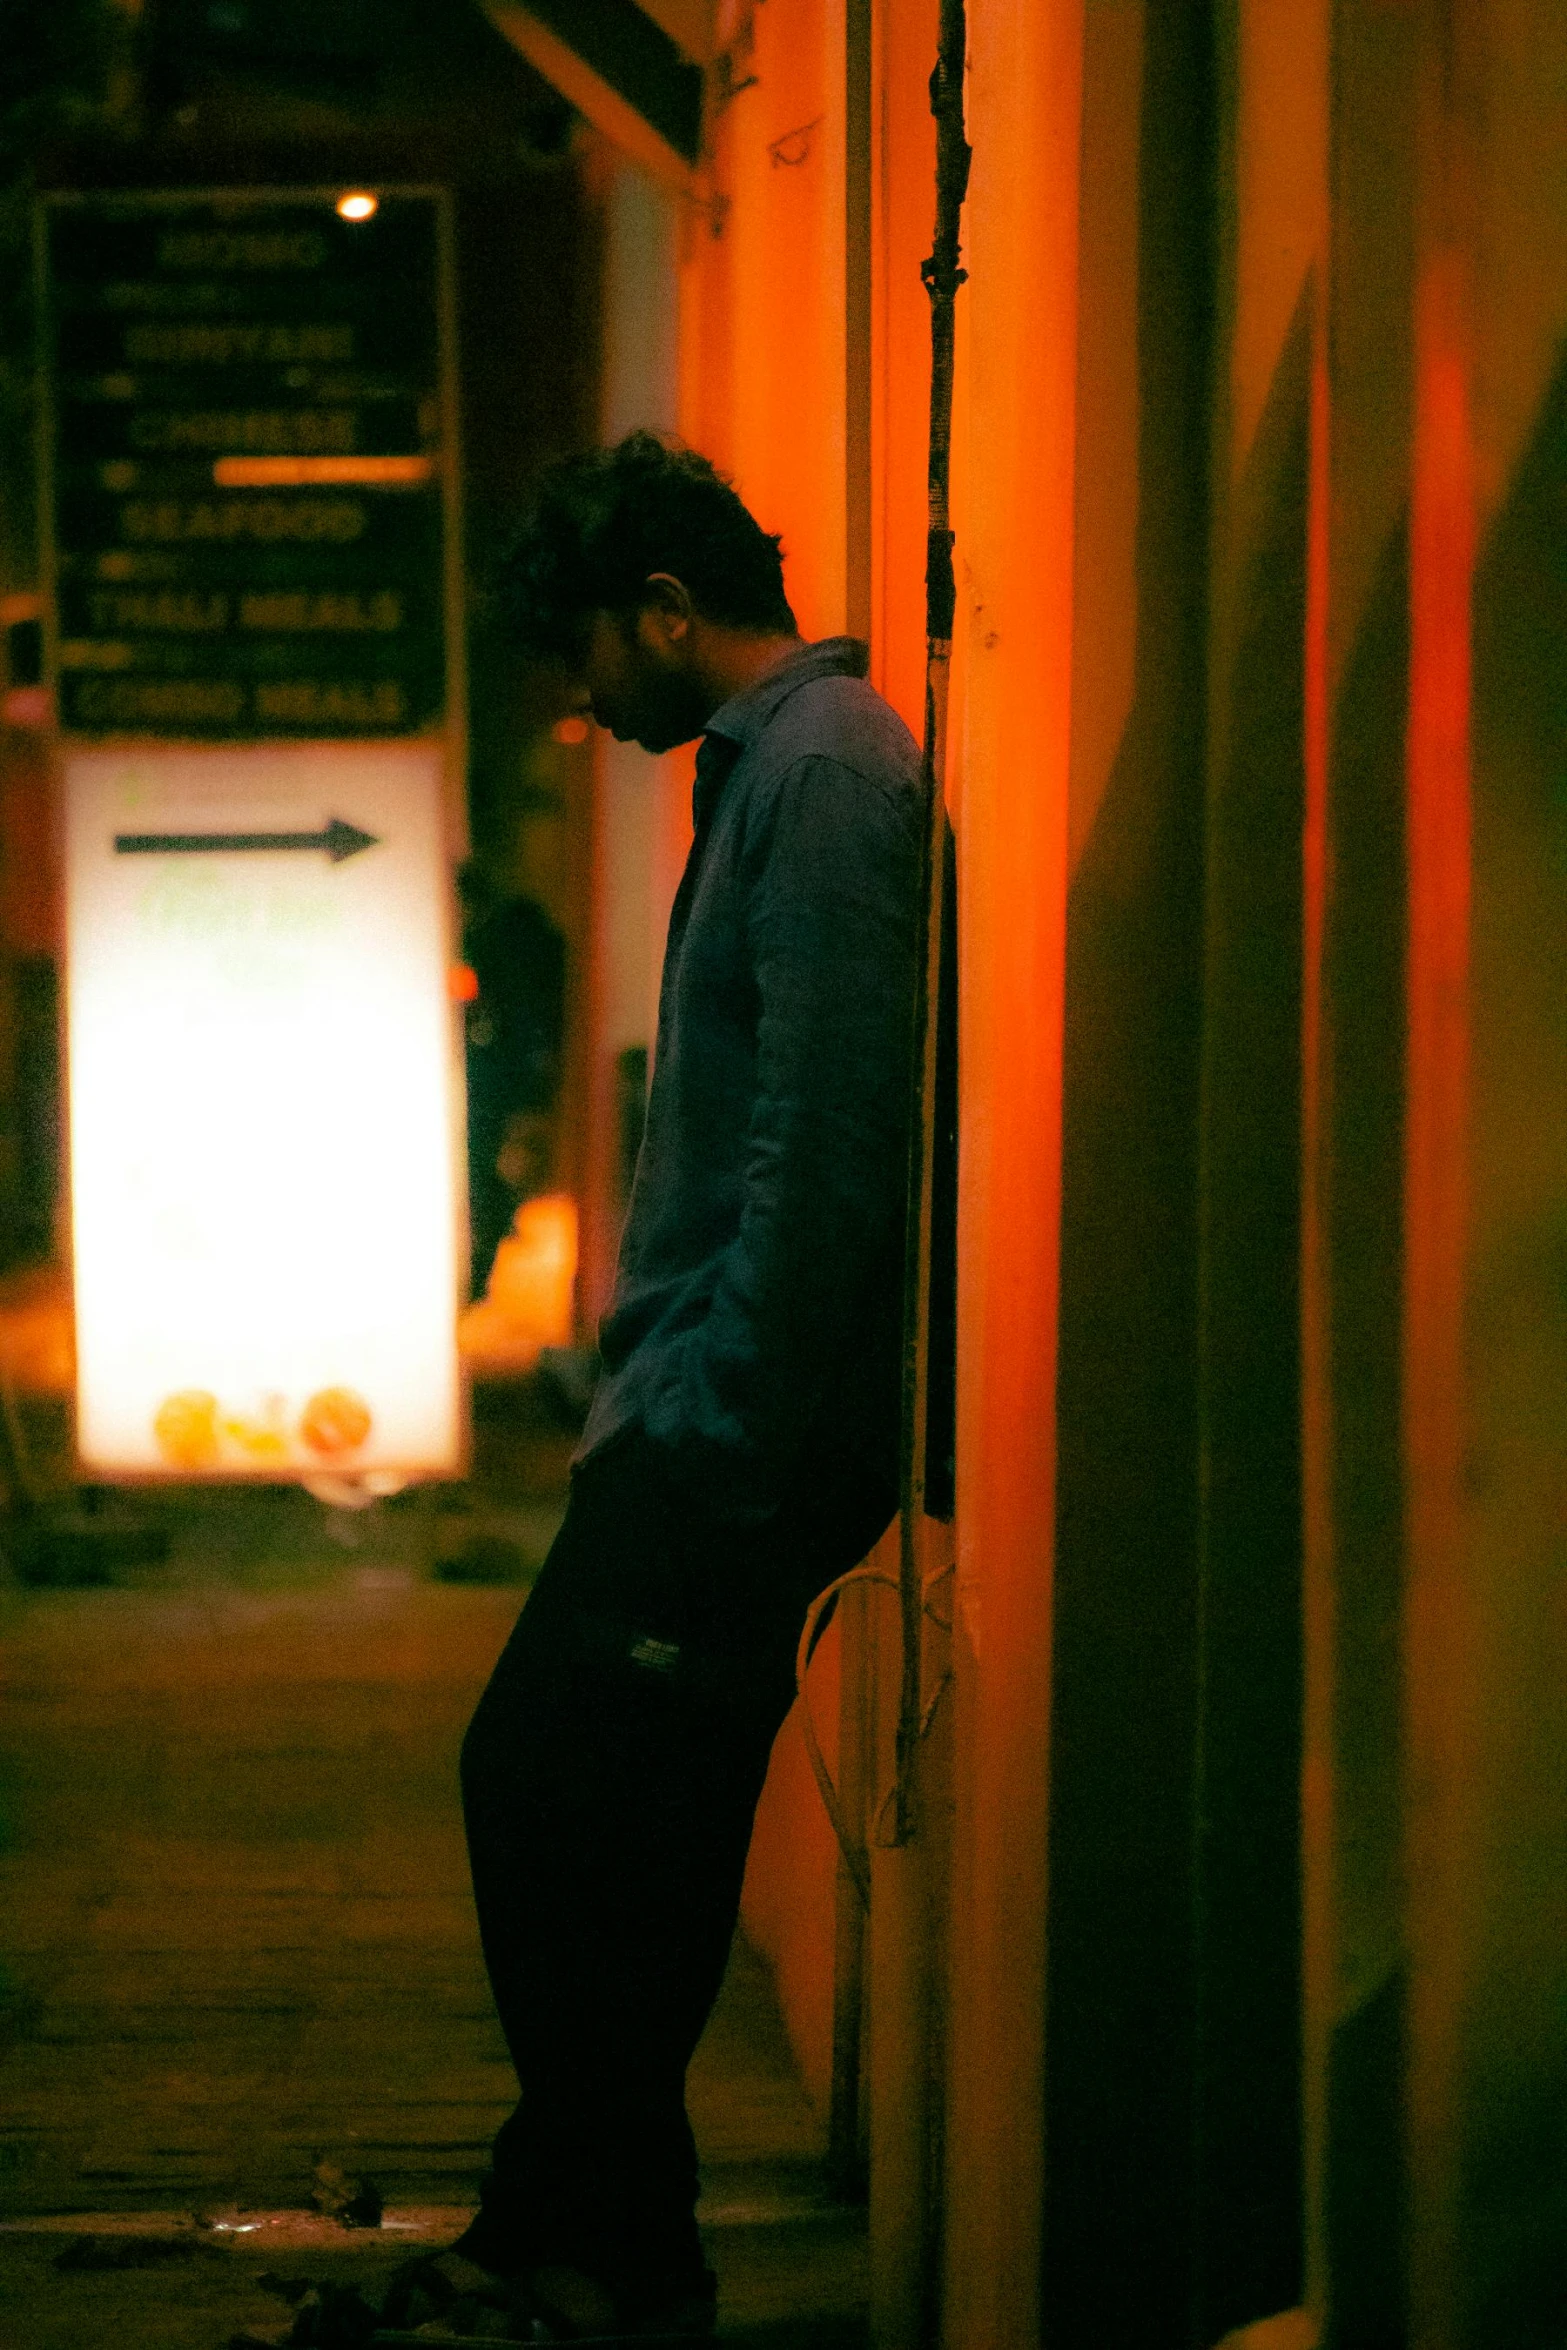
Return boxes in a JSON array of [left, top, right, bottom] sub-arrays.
[[39, 189, 456, 739]]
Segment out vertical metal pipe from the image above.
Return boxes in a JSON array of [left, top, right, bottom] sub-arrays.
[[872, 20, 969, 2341], [895, 0, 969, 1844]]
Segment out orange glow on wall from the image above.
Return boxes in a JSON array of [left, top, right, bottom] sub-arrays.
[[1402, 232, 1477, 2349], [678, 0, 846, 642], [942, 8, 1084, 2341], [1403, 246, 1475, 1609], [1405, 252, 1474, 1363], [674, 0, 849, 2122], [869, 0, 940, 741]]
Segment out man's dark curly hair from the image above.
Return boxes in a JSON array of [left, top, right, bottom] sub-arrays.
[[498, 432, 796, 661]]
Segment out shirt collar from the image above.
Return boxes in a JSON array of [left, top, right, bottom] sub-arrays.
[[693, 637, 868, 824], [703, 634, 869, 754]]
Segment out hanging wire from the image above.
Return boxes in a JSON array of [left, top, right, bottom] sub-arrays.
[[893, 0, 971, 1847], [794, 1560, 962, 1910], [793, 0, 970, 1880], [795, 1565, 900, 1907]]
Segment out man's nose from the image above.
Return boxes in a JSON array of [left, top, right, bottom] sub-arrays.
[[564, 678, 593, 716]]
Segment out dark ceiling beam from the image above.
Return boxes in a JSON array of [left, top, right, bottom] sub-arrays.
[[480, 0, 704, 188]]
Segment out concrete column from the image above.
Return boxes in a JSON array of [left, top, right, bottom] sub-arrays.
[[940, 4, 1083, 2344]]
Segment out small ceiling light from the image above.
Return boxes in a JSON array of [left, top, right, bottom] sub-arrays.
[[336, 191, 378, 222]]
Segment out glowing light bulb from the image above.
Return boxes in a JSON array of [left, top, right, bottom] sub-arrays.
[[336, 191, 378, 222], [552, 715, 589, 746]]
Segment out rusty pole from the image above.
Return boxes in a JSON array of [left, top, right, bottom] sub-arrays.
[[895, 0, 970, 1845]]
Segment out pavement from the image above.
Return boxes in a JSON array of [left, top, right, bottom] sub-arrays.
[[0, 1453, 867, 2348]]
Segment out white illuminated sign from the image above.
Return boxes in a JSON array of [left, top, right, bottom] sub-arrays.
[[65, 741, 465, 1480]]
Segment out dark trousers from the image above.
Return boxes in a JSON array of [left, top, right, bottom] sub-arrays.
[[457, 1431, 886, 2305]]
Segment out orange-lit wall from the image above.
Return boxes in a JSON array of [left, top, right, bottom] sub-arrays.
[[1292, 4, 1567, 2343], [940, 7, 1082, 2343], [678, 12, 1084, 2335], [677, 0, 852, 2132], [664, 2, 1567, 2342], [866, 0, 936, 745], [1406, 6, 1567, 2341], [678, 0, 847, 646]]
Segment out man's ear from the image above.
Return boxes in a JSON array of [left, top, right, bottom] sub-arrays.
[[639, 573, 694, 646]]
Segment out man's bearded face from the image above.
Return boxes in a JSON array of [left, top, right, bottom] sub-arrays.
[[574, 606, 709, 755]]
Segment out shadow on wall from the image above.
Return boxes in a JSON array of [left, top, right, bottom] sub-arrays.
[[1461, 334, 1567, 2350]]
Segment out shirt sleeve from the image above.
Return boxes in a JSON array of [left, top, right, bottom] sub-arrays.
[[641, 752, 920, 1519]]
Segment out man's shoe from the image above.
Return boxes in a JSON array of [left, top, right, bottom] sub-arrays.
[[517, 2262, 718, 2343], [267, 2280, 380, 2347], [378, 2253, 513, 2333]]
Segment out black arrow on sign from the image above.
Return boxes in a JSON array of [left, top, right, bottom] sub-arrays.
[[114, 817, 380, 864]]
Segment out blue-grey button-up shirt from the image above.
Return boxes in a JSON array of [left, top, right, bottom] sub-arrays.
[[576, 635, 922, 1526]]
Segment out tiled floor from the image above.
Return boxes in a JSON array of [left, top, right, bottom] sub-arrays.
[[0, 1481, 865, 2344]]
